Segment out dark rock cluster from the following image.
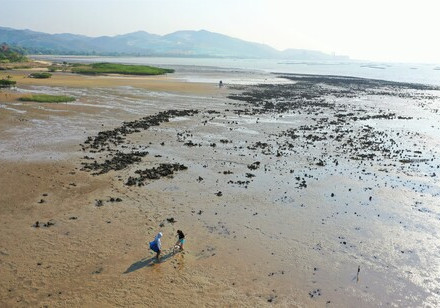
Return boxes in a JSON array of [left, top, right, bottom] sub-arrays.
[[82, 109, 199, 151], [126, 163, 188, 186], [80, 109, 198, 180]]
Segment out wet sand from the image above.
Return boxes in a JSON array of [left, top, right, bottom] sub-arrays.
[[1, 69, 216, 94], [1, 69, 440, 307]]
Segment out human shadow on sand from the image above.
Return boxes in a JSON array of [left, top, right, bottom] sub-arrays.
[[124, 250, 176, 274]]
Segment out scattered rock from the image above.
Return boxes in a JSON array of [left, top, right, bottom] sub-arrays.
[[33, 220, 55, 228], [109, 197, 123, 202], [309, 289, 321, 298], [247, 161, 261, 170]]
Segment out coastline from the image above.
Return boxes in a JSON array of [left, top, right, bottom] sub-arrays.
[[31, 55, 440, 86], [1, 65, 440, 306]]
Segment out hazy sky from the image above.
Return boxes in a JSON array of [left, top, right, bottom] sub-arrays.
[[2, 0, 440, 63]]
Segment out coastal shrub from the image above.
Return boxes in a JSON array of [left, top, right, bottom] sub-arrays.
[[19, 94, 75, 103], [14, 65, 31, 69], [0, 78, 16, 87], [71, 62, 174, 75], [29, 72, 52, 79]]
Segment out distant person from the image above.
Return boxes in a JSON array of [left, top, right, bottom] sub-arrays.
[[219, 80, 223, 88], [149, 232, 162, 260], [175, 230, 185, 251]]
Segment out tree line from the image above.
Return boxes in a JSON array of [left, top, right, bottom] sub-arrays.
[[0, 43, 28, 62]]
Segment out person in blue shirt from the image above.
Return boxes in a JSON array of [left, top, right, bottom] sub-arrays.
[[149, 232, 162, 260]]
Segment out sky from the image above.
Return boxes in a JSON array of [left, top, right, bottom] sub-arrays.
[[2, 0, 440, 64]]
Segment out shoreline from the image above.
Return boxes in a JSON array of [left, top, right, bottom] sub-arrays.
[[1, 66, 440, 306], [30, 55, 440, 86]]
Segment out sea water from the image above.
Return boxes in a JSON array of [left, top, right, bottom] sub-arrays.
[[32, 55, 440, 86]]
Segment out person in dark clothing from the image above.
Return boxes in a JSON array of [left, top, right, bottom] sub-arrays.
[[175, 230, 185, 251]]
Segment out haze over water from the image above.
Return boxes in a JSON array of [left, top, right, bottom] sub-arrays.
[[34, 55, 440, 86]]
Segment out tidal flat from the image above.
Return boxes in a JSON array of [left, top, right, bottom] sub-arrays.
[[1, 68, 440, 306]]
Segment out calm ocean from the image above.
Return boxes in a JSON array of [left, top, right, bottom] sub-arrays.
[[33, 55, 440, 86]]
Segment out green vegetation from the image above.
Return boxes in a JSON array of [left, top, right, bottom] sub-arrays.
[[0, 44, 28, 63], [19, 94, 75, 103], [28, 72, 52, 79], [71, 62, 174, 75], [0, 78, 16, 87]]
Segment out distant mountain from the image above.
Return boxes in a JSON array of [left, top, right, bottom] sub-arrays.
[[160, 30, 280, 58], [0, 26, 348, 60]]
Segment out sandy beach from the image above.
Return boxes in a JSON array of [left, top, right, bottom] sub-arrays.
[[1, 67, 440, 307]]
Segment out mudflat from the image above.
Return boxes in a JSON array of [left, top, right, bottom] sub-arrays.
[[1, 68, 440, 307]]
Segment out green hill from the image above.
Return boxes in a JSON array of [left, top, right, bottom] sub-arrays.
[[0, 43, 28, 63], [0, 26, 348, 60]]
